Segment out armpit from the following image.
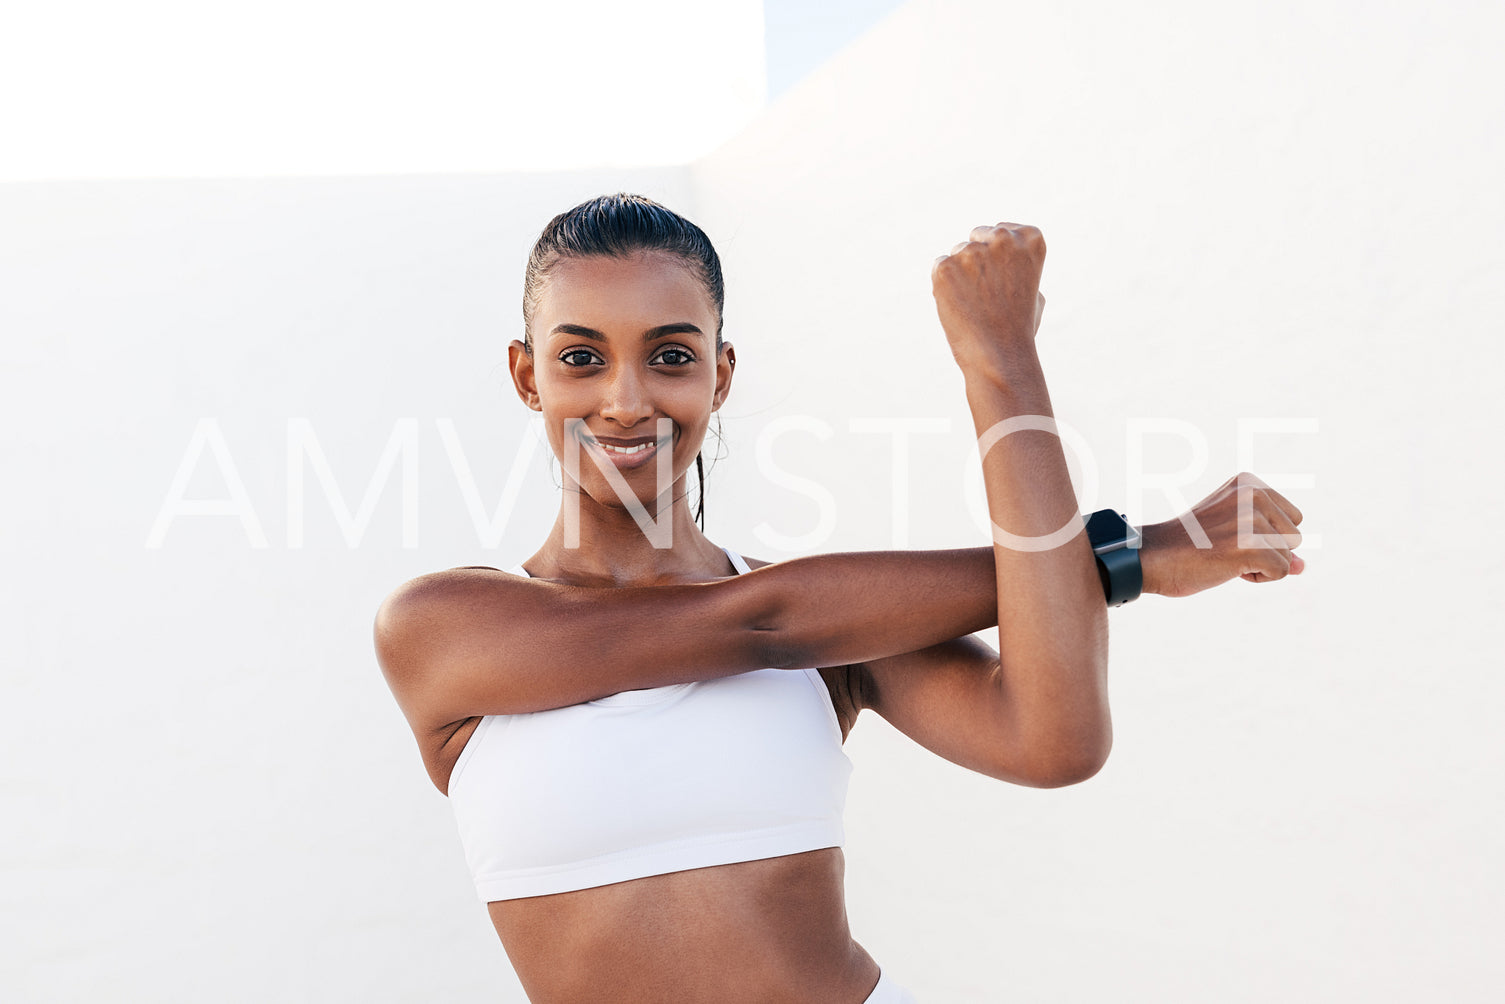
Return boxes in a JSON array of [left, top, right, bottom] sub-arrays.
[[816, 665, 860, 742]]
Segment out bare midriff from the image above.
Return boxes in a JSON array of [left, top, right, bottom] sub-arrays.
[[487, 846, 880, 1004]]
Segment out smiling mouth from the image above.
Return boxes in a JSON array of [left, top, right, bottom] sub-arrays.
[[598, 442, 654, 456], [578, 430, 674, 469]]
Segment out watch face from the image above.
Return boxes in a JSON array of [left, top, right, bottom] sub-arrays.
[[1084, 509, 1140, 554]]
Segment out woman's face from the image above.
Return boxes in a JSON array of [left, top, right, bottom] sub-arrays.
[[510, 251, 733, 516]]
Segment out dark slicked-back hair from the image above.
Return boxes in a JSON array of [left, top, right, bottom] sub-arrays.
[[522, 192, 725, 349]]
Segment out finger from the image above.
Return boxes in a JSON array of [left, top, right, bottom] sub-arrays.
[[1241, 510, 1293, 579], [1244, 508, 1298, 559], [1260, 500, 1303, 551], [1255, 480, 1304, 526], [969, 225, 997, 243], [950, 241, 972, 256], [995, 223, 1044, 251], [1236, 472, 1304, 525], [1242, 548, 1292, 583]]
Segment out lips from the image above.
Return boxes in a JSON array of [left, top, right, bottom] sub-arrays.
[[579, 431, 671, 471], [599, 441, 653, 459]]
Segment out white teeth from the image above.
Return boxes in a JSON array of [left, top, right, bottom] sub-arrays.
[[601, 442, 651, 455]]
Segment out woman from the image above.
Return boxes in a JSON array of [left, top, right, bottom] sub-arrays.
[[374, 194, 1304, 1003]]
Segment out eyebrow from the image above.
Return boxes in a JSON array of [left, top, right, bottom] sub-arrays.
[[549, 322, 706, 342]]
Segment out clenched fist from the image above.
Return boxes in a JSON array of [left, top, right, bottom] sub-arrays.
[[932, 223, 1048, 373]]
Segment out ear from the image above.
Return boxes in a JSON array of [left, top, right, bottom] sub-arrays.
[[508, 339, 542, 412], [712, 342, 735, 412]]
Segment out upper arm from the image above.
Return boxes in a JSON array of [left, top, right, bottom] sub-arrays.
[[372, 567, 784, 733], [854, 635, 1107, 788], [854, 635, 1014, 780]]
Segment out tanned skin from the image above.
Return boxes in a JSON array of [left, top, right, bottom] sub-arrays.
[[374, 233, 1305, 1003]]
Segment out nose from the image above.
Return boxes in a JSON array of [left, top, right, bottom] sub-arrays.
[[599, 363, 653, 428]]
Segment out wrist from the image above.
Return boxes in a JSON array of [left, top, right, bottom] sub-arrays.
[[954, 339, 1043, 389], [1137, 519, 1181, 597]]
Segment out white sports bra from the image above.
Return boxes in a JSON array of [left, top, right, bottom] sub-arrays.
[[447, 548, 855, 902]]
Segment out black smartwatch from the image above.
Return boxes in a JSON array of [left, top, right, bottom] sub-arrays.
[[1083, 509, 1143, 607]]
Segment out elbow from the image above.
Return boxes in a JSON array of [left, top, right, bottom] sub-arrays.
[[1024, 742, 1111, 788], [1006, 722, 1113, 789], [746, 632, 810, 672], [728, 567, 813, 671], [1027, 655, 1112, 788]]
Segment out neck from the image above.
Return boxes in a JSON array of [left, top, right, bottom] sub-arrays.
[[532, 476, 731, 586]]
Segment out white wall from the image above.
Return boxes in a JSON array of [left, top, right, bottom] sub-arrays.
[[1, 168, 696, 1002], [692, 1, 1505, 1000], [2, 0, 1501, 1001]]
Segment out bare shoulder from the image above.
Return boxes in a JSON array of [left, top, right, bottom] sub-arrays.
[[737, 553, 860, 742], [372, 566, 529, 715], [373, 565, 527, 652], [371, 567, 533, 793], [376, 564, 520, 613]]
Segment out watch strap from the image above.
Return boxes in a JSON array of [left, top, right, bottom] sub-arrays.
[[1083, 509, 1143, 607], [1096, 543, 1143, 607]]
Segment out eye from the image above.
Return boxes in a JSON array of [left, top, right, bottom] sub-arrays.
[[652, 346, 697, 366], [559, 348, 602, 367]]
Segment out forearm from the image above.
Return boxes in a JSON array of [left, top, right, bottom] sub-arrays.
[[759, 523, 1182, 671], [964, 346, 1111, 764], [741, 547, 999, 667]]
